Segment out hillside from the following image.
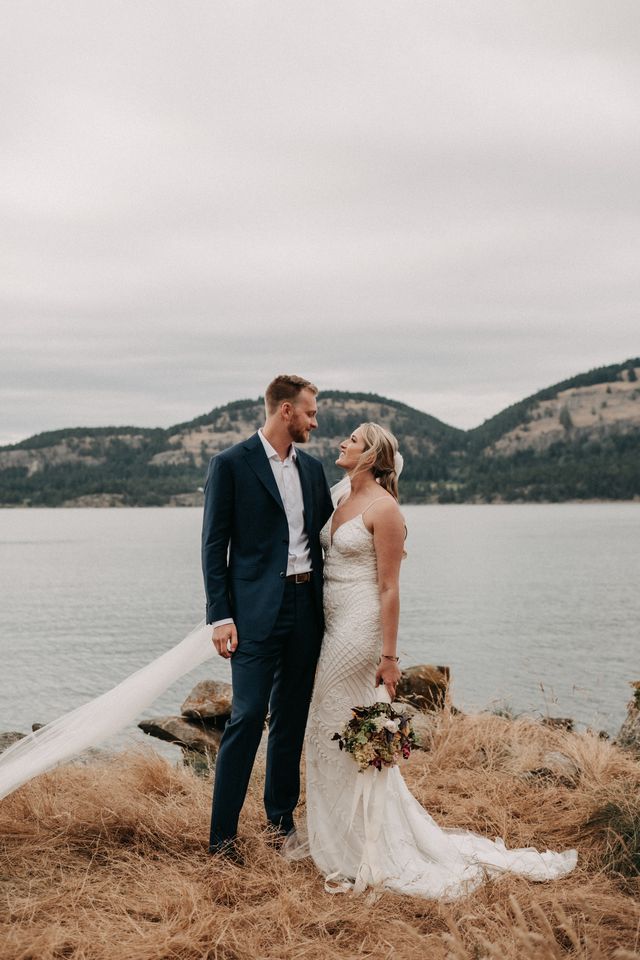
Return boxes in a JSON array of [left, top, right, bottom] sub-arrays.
[[0, 393, 463, 506], [457, 357, 640, 503], [1, 360, 639, 505]]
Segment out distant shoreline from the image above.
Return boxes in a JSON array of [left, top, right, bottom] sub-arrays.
[[1, 497, 639, 509]]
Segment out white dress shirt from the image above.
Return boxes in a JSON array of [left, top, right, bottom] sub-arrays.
[[212, 430, 312, 629], [257, 428, 312, 576]]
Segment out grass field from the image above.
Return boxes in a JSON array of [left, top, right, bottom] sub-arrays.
[[1, 709, 639, 959]]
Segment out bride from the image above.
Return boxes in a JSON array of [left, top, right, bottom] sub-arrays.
[[297, 422, 577, 898], [0, 422, 577, 900]]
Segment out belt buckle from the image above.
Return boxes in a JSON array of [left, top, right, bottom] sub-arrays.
[[295, 572, 308, 584]]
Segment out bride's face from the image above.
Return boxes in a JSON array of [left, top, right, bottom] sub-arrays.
[[336, 429, 366, 471]]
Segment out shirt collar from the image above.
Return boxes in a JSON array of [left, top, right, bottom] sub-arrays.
[[258, 428, 297, 463]]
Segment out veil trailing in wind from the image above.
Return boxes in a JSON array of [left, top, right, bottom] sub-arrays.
[[0, 621, 215, 800], [0, 455, 405, 802]]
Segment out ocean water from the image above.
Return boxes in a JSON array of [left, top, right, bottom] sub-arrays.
[[0, 504, 637, 758]]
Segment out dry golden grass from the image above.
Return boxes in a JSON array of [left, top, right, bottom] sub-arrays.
[[1, 710, 639, 960]]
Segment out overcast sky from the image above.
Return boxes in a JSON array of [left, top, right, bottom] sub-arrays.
[[1, 0, 639, 445]]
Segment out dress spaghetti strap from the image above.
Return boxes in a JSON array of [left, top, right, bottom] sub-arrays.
[[361, 495, 391, 519]]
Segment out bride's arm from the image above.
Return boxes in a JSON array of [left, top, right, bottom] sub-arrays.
[[370, 502, 405, 697]]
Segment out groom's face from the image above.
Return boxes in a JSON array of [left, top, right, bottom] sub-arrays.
[[284, 388, 318, 443]]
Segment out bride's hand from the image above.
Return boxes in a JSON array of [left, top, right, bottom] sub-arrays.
[[375, 658, 401, 700]]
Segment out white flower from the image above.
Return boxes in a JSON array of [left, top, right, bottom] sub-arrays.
[[382, 718, 400, 732]]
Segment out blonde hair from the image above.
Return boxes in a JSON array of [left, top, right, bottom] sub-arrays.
[[352, 422, 400, 500], [264, 375, 318, 415]]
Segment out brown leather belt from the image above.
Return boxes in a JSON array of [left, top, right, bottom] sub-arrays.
[[285, 571, 312, 583]]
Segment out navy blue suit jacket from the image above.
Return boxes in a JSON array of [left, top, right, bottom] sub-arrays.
[[201, 432, 334, 641]]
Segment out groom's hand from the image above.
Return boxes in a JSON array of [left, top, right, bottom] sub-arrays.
[[212, 623, 238, 659]]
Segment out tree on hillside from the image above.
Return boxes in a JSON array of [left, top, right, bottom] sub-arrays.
[[559, 405, 573, 432]]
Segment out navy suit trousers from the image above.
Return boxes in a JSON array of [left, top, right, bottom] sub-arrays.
[[209, 579, 322, 850]]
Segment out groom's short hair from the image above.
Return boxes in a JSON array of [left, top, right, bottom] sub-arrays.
[[265, 375, 318, 414]]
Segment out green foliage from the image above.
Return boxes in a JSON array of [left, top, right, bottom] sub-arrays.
[[559, 405, 573, 431], [318, 390, 465, 444], [4, 426, 165, 452], [456, 432, 640, 503]]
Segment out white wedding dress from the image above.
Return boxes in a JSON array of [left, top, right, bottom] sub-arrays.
[[299, 509, 578, 899]]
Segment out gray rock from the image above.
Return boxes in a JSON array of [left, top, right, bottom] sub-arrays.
[[0, 731, 26, 753], [181, 680, 232, 727], [523, 750, 581, 787], [616, 681, 640, 756], [396, 664, 449, 712], [138, 715, 223, 755]]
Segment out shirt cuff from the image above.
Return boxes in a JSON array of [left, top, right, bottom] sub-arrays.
[[212, 617, 234, 629]]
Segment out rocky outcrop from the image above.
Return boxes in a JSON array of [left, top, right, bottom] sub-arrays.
[[181, 680, 233, 727], [396, 665, 450, 711], [141, 669, 454, 760], [616, 681, 640, 756], [0, 731, 26, 753], [0, 440, 104, 477], [387, 664, 452, 752], [138, 716, 223, 756], [139, 679, 234, 758]]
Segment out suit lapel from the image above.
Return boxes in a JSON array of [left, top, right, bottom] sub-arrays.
[[295, 450, 314, 530], [243, 434, 285, 512]]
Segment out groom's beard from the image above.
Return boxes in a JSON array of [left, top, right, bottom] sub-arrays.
[[289, 422, 312, 443]]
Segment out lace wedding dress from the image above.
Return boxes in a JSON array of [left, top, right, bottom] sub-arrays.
[[300, 508, 578, 899]]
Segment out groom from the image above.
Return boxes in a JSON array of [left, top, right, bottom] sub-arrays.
[[202, 374, 334, 857]]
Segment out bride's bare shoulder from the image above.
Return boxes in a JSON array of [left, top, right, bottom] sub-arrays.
[[362, 493, 404, 532]]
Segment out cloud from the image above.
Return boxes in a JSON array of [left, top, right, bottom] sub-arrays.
[[1, 0, 638, 444]]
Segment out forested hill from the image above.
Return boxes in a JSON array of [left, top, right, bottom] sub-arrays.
[[1, 359, 639, 506]]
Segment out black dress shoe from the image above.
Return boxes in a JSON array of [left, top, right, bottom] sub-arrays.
[[209, 839, 244, 866]]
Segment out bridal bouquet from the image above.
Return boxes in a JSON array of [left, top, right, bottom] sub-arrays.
[[332, 702, 417, 772]]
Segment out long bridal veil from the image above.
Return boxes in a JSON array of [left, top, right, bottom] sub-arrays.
[[0, 621, 216, 801]]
